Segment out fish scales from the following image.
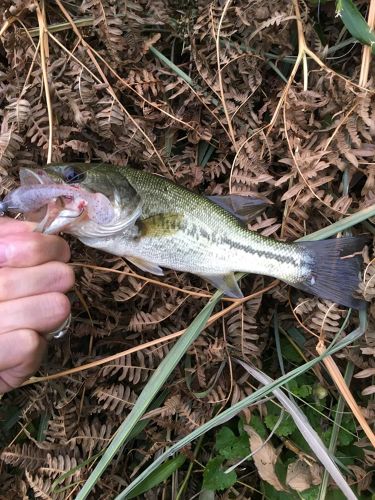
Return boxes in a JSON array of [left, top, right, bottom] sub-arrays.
[[95, 166, 311, 282]]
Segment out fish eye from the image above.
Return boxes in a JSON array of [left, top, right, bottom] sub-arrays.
[[63, 166, 86, 184]]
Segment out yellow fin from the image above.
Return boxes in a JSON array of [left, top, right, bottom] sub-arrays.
[[138, 213, 184, 237], [126, 256, 164, 276]]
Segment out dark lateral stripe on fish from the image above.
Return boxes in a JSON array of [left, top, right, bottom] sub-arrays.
[[220, 236, 299, 267]]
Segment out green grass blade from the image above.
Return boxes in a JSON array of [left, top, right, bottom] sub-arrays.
[[37, 411, 49, 442], [318, 361, 356, 500], [240, 362, 357, 500], [126, 454, 186, 499], [52, 451, 104, 492], [117, 312, 366, 499], [298, 203, 375, 241], [336, 0, 375, 53], [75, 292, 222, 500], [149, 46, 194, 86]]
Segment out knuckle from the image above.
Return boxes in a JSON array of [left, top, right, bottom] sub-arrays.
[[50, 236, 71, 262], [0, 268, 12, 299], [60, 239, 71, 262], [27, 234, 44, 258], [52, 263, 75, 292], [17, 329, 41, 358], [47, 292, 71, 323]]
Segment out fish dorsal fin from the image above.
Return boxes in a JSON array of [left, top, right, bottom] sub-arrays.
[[138, 213, 184, 237], [126, 256, 164, 276], [198, 272, 243, 298], [207, 194, 271, 224]]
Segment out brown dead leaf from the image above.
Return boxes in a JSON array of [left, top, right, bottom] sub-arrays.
[[244, 425, 285, 491], [348, 465, 373, 492], [286, 459, 322, 492]]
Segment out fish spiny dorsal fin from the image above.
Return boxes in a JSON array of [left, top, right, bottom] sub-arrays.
[[207, 194, 271, 224]]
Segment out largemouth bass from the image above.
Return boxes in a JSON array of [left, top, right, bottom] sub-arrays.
[[1, 163, 367, 309]]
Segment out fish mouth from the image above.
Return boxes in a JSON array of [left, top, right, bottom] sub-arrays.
[[34, 201, 88, 235], [14, 167, 142, 237], [17, 167, 115, 235]]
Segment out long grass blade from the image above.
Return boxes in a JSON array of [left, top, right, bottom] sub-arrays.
[[298, 203, 375, 241], [337, 0, 375, 53], [117, 313, 366, 499], [237, 361, 357, 500], [318, 362, 356, 500], [75, 292, 222, 500]]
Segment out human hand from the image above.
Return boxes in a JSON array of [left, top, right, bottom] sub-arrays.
[[0, 217, 74, 394]]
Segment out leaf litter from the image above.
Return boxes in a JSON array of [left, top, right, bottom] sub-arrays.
[[0, 0, 374, 498]]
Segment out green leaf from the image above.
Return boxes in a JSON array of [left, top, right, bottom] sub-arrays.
[[126, 454, 186, 499], [288, 378, 312, 398], [301, 486, 321, 500], [263, 482, 297, 499], [305, 486, 359, 500], [203, 457, 237, 491], [337, 417, 356, 447], [336, 0, 375, 53], [280, 337, 302, 363], [215, 426, 250, 460], [264, 413, 297, 437], [249, 414, 267, 439]]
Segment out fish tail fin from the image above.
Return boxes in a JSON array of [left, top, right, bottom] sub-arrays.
[[294, 236, 368, 310]]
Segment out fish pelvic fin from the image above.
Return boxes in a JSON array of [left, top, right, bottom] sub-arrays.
[[294, 236, 368, 310], [126, 256, 164, 276], [198, 272, 243, 298]]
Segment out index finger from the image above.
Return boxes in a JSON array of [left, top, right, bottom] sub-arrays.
[[0, 216, 36, 235], [0, 232, 71, 267]]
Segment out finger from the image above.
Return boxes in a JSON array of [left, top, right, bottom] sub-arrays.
[[0, 262, 75, 301], [0, 329, 47, 394], [0, 216, 36, 235], [0, 232, 71, 267], [0, 293, 71, 334]]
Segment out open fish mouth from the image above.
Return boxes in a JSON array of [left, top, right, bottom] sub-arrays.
[[0, 167, 116, 234]]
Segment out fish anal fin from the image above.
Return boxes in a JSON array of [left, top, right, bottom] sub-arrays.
[[138, 213, 184, 237], [207, 194, 271, 224], [126, 256, 164, 276], [199, 272, 243, 298]]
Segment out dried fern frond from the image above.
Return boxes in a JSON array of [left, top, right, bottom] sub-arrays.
[[0, 443, 46, 470], [93, 383, 138, 415]]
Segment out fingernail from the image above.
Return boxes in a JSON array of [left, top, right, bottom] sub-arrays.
[[0, 242, 9, 265]]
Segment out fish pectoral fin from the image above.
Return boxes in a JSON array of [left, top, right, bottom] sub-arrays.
[[138, 213, 184, 237], [126, 256, 164, 276], [207, 194, 271, 224], [198, 272, 243, 298]]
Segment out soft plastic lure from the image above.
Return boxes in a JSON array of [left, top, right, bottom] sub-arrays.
[[0, 183, 115, 225]]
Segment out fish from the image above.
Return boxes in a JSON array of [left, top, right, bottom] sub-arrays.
[[0, 163, 367, 309]]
